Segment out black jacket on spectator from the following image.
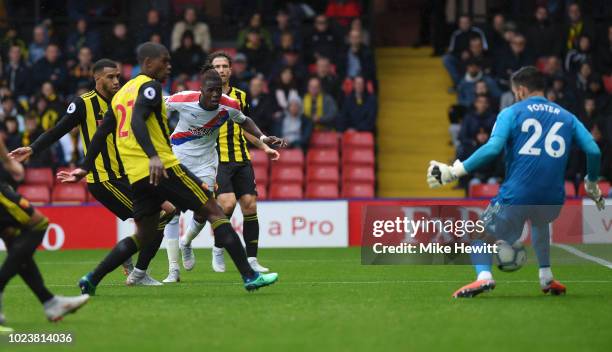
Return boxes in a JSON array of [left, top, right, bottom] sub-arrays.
[[339, 45, 376, 81], [240, 45, 270, 75], [448, 27, 488, 57], [337, 92, 377, 132], [104, 36, 134, 65], [495, 48, 534, 85], [318, 74, 341, 104], [595, 40, 612, 75], [304, 28, 341, 63], [525, 19, 561, 58], [32, 58, 68, 93], [248, 93, 282, 134], [172, 45, 207, 77], [4, 62, 30, 97]]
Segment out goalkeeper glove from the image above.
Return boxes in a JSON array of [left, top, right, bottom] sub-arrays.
[[427, 160, 467, 188], [584, 177, 605, 211]]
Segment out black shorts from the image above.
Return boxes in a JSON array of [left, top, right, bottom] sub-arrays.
[[0, 183, 35, 231], [87, 178, 134, 221], [132, 164, 212, 220], [216, 161, 257, 198]]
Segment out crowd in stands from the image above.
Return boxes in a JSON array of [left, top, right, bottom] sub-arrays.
[[0, 0, 377, 178], [442, 3, 612, 194]]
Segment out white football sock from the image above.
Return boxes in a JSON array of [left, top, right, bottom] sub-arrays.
[[539, 267, 553, 286], [164, 216, 180, 271], [477, 271, 493, 281], [183, 219, 205, 246]]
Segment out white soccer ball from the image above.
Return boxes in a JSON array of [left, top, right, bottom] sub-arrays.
[[495, 240, 527, 272]]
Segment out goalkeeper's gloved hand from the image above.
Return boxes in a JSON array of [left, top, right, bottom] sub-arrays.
[[584, 177, 605, 211], [426, 160, 467, 188]]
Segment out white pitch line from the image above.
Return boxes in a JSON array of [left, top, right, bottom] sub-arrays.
[[553, 243, 612, 269]]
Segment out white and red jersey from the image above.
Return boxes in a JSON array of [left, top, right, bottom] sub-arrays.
[[165, 91, 246, 156]]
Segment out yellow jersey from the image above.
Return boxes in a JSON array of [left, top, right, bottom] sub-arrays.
[[216, 86, 251, 162]]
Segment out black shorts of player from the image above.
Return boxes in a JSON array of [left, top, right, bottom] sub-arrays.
[[131, 164, 213, 220], [0, 182, 35, 235], [216, 161, 257, 198], [87, 178, 134, 221]]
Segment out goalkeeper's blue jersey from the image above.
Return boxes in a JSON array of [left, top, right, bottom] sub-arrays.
[[464, 96, 599, 205]]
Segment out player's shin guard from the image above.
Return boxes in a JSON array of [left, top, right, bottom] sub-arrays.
[[164, 216, 180, 271], [0, 219, 49, 296], [183, 218, 205, 246], [213, 213, 233, 249], [243, 213, 259, 257], [470, 240, 493, 280], [90, 236, 139, 286], [212, 219, 256, 279], [135, 230, 164, 271]]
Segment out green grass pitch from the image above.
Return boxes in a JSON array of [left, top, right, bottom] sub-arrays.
[[1, 246, 611, 351]]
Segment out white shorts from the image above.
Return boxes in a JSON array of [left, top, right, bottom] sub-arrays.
[[172, 146, 218, 189]]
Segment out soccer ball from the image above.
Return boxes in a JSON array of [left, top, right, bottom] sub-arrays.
[[495, 240, 527, 272]]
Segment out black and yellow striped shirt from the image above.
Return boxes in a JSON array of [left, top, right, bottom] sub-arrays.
[[216, 86, 251, 162], [70, 90, 126, 183]]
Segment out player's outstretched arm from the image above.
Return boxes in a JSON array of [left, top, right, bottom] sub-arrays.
[[573, 117, 605, 210], [132, 82, 168, 185], [427, 107, 513, 188], [238, 117, 287, 148], [243, 131, 280, 160], [9, 98, 83, 162]]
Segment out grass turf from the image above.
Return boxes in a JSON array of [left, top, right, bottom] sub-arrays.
[[1, 245, 611, 351]]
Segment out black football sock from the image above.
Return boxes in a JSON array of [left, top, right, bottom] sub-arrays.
[[0, 225, 46, 293], [212, 219, 255, 279], [213, 212, 233, 249], [135, 230, 164, 271], [90, 236, 139, 286], [19, 257, 54, 304], [242, 213, 259, 257]]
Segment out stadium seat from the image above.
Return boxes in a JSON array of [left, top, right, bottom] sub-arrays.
[[469, 184, 500, 198], [52, 184, 87, 204], [342, 131, 374, 149], [341, 182, 375, 198], [24, 168, 54, 187], [87, 191, 99, 204], [271, 165, 304, 184], [342, 148, 375, 166], [578, 181, 611, 197], [342, 165, 375, 183], [186, 80, 200, 91], [276, 148, 304, 167], [256, 183, 267, 200], [565, 181, 576, 198], [306, 182, 339, 199], [17, 185, 50, 204], [253, 165, 269, 186], [309, 132, 339, 149], [307, 165, 339, 183], [603, 75, 612, 94], [250, 149, 269, 169], [268, 183, 303, 199], [307, 148, 339, 166]]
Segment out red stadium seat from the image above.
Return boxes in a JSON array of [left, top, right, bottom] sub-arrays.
[[342, 148, 375, 166], [341, 182, 375, 198], [578, 181, 611, 197], [306, 182, 339, 199], [343, 165, 375, 183], [256, 183, 267, 200], [250, 149, 269, 169], [309, 132, 339, 149], [24, 168, 54, 187], [276, 148, 304, 167], [17, 185, 50, 204], [52, 184, 87, 204], [307, 165, 339, 183], [307, 149, 339, 166], [469, 184, 500, 198], [603, 75, 612, 94], [271, 165, 304, 184], [565, 181, 576, 198], [343, 131, 374, 149], [253, 165, 269, 186], [268, 183, 303, 199], [87, 191, 99, 204]]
